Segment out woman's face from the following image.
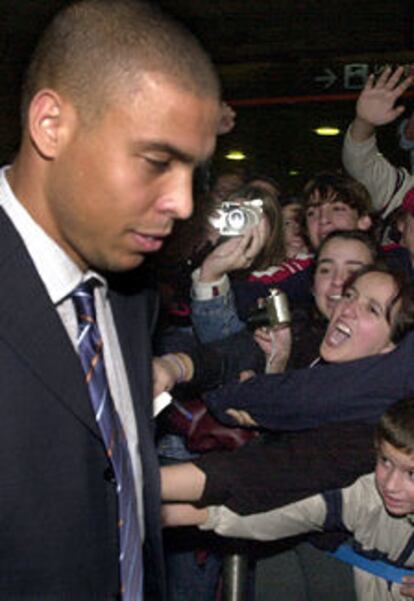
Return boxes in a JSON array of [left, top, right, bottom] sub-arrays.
[[320, 271, 399, 363], [282, 203, 308, 258], [313, 237, 374, 319]]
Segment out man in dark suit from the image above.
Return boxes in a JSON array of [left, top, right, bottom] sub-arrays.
[[0, 0, 220, 598]]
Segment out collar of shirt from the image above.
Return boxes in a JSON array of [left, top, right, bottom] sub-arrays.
[[0, 166, 107, 303]]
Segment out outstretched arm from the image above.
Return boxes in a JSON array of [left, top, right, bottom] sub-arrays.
[[161, 462, 207, 502], [163, 494, 327, 542], [204, 332, 414, 431], [162, 503, 209, 527]]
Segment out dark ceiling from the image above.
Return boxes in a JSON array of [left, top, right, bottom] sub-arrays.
[[1, 0, 413, 193]]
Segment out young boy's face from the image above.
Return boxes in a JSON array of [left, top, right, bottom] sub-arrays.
[[375, 440, 414, 516], [305, 189, 371, 250]]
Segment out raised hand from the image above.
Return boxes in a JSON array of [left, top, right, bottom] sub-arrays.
[[356, 66, 413, 127]]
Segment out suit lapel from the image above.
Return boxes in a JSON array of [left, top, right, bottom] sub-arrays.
[[0, 210, 101, 438], [110, 286, 154, 425]]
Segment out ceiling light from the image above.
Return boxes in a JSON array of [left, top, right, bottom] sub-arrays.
[[314, 127, 341, 136], [225, 150, 246, 160]]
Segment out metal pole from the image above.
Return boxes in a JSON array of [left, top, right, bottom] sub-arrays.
[[222, 553, 249, 601]]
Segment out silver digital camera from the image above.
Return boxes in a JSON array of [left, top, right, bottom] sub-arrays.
[[208, 198, 263, 237], [246, 288, 291, 330]]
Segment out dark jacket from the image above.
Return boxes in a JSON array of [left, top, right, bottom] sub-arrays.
[[204, 330, 414, 431], [0, 208, 166, 600]]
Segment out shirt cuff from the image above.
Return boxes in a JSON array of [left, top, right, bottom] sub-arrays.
[[199, 506, 221, 531], [191, 268, 230, 300]]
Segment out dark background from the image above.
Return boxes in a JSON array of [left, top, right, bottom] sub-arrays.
[[1, 0, 413, 194]]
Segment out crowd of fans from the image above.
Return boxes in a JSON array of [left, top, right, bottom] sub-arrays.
[[10, 2, 414, 599], [153, 66, 414, 600]]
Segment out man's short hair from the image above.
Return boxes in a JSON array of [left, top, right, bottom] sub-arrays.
[[375, 397, 414, 456], [21, 0, 220, 125], [304, 171, 373, 217]]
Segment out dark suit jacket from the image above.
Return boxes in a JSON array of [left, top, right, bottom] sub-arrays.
[[0, 209, 166, 600]]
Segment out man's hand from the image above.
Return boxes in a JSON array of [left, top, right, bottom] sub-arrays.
[[351, 66, 413, 142], [153, 357, 177, 397], [152, 353, 193, 397], [199, 220, 268, 282]]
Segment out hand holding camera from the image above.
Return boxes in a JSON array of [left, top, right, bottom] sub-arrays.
[[249, 289, 292, 374], [199, 219, 268, 282], [254, 324, 292, 374]]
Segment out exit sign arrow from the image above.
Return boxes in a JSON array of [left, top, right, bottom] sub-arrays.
[[315, 68, 337, 89]]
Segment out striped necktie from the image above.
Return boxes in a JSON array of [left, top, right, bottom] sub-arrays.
[[72, 280, 143, 600]]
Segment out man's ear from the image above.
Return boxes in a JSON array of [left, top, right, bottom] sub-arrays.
[[357, 214, 372, 231], [27, 89, 67, 159]]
